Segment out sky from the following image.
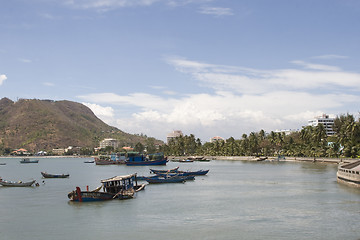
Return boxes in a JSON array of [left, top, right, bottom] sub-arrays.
[[1, 0, 360, 143]]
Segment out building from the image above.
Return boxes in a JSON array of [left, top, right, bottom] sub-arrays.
[[100, 138, 119, 149], [308, 114, 335, 136], [210, 136, 225, 143], [52, 148, 65, 155], [274, 129, 299, 136], [167, 130, 183, 144]]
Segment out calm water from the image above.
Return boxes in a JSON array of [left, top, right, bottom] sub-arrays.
[[0, 157, 359, 240]]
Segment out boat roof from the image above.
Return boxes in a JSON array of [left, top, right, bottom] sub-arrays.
[[340, 160, 360, 171], [101, 174, 137, 183]]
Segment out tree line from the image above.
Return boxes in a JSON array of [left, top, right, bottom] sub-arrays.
[[158, 114, 360, 158]]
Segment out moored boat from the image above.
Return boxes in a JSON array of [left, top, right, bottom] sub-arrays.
[[94, 155, 125, 165], [0, 178, 36, 187], [84, 160, 94, 163], [144, 175, 187, 184], [41, 172, 69, 178], [68, 173, 145, 202], [20, 158, 39, 163], [149, 167, 179, 174], [337, 160, 360, 187], [125, 152, 167, 166]]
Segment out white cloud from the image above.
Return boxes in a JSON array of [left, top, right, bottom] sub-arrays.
[[78, 58, 360, 141], [167, 57, 360, 93], [0, 74, 7, 85], [199, 6, 234, 16], [82, 102, 116, 125], [312, 54, 348, 60], [43, 82, 55, 87], [65, 0, 161, 10], [19, 58, 32, 63]]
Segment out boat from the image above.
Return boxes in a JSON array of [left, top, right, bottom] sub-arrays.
[[68, 173, 146, 202], [94, 155, 125, 165], [125, 152, 167, 166], [337, 160, 360, 187], [255, 156, 268, 161], [177, 169, 209, 176], [0, 179, 36, 187], [84, 160, 94, 163], [20, 158, 39, 163], [152, 173, 196, 180], [0, 163, 6, 165], [144, 175, 187, 184], [149, 167, 179, 174], [41, 172, 69, 178]]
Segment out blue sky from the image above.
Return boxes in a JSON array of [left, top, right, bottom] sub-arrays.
[[1, 0, 360, 142]]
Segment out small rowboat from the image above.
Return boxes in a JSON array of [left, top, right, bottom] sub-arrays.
[[20, 158, 39, 163], [0, 179, 36, 187], [149, 167, 179, 174], [41, 172, 69, 178], [144, 175, 187, 184]]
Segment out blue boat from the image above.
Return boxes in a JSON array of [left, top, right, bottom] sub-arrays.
[[149, 167, 179, 174], [144, 175, 187, 184], [178, 169, 209, 176], [125, 152, 167, 166], [150, 168, 209, 176]]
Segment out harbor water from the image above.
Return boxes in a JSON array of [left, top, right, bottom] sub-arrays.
[[0, 157, 359, 240]]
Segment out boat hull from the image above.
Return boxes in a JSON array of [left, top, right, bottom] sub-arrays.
[[125, 158, 167, 166], [337, 161, 360, 187], [0, 180, 36, 187], [41, 172, 69, 178]]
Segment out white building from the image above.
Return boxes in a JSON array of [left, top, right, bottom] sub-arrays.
[[167, 130, 183, 144], [100, 138, 119, 149], [210, 136, 225, 143], [308, 114, 335, 136]]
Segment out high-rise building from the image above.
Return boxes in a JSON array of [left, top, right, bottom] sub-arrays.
[[308, 114, 335, 136], [167, 130, 183, 144], [100, 138, 119, 149]]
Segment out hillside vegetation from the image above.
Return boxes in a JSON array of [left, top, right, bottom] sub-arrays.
[[0, 98, 160, 152]]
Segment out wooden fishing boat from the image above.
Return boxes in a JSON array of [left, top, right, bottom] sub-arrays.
[[68, 174, 145, 202], [20, 158, 39, 163], [149, 167, 179, 174], [41, 172, 69, 178], [178, 169, 209, 176], [144, 175, 186, 184], [84, 160, 94, 163], [154, 172, 196, 180], [0, 179, 36, 187], [94, 156, 125, 165]]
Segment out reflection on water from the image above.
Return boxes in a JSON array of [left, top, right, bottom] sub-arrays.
[[0, 157, 359, 240]]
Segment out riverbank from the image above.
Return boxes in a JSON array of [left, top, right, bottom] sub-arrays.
[[168, 156, 359, 164]]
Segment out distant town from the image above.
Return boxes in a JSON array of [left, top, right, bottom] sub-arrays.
[[6, 113, 360, 160]]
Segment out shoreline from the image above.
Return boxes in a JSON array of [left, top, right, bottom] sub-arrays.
[[168, 156, 359, 164], [1, 155, 358, 165]]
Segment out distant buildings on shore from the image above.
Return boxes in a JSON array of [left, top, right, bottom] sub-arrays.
[[167, 113, 336, 144], [308, 114, 335, 136], [166, 130, 183, 144]]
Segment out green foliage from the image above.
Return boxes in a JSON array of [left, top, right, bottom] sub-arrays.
[[161, 114, 360, 158]]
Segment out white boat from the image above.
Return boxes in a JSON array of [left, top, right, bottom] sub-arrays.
[[337, 160, 360, 187], [0, 179, 36, 187]]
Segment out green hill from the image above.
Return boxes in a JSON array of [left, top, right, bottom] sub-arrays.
[[0, 98, 161, 152]]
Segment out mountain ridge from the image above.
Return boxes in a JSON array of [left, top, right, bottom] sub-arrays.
[[0, 98, 160, 152]]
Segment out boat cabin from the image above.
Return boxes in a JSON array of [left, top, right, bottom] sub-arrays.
[[101, 174, 137, 194]]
